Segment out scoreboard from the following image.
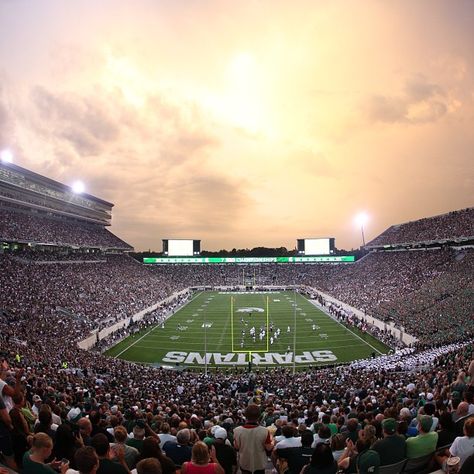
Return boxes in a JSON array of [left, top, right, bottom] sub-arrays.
[[163, 239, 201, 256], [297, 238, 335, 255]]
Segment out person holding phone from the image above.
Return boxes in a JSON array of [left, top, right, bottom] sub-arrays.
[[23, 433, 69, 474]]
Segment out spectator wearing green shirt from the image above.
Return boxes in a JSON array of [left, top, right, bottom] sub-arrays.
[[406, 416, 438, 459], [328, 416, 338, 437], [23, 433, 68, 474]]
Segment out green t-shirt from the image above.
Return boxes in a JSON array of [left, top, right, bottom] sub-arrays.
[[406, 432, 438, 459], [21, 407, 37, 432], [328, 423, 338, 436], [22, 453, 56, 474]]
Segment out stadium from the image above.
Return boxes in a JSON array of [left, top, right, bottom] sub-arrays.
[[0, 158, 473, 474]]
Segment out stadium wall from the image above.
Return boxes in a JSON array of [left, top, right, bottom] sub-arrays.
[[312, 289, 418, 346], [77, 288, 191, 350]]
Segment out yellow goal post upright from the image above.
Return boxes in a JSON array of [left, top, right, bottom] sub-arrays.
[[230, 294, 270, 363]]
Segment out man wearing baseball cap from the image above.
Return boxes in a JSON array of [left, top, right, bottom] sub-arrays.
[[213, 427, 237, 474], [371, 418, 406, 466]]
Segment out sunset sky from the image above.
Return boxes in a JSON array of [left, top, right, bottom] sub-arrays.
[[0, 0, 473, 251]]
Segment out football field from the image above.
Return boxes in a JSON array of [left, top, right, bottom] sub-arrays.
[[106, 291, 389, 368]]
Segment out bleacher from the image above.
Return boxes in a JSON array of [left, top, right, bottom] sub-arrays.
[[366, 207, 474, 249]]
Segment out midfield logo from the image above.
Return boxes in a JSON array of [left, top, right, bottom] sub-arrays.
[[236, 307, 265, 313]]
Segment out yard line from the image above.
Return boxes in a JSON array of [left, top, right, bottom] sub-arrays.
[[114, 325, 159, 359], [114, 290, 204, 359], [216, 299, 231, 350], [307, 298, 384, 355]]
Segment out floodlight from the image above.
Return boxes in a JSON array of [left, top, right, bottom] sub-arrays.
[[355, 212, 369, 247], [0, 149, 13, 163], [71, 180, 85, 194], [355, 212, 369, 227]]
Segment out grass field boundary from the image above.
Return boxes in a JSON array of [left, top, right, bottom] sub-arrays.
[[109, 290, 388, 367], [113, 291, 203, 359], [114, 325, 159, 359], [308, 298, 384, 355]]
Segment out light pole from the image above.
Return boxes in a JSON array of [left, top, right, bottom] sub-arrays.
[[292, 288, 297, 375], [355, 212, 369, 248]]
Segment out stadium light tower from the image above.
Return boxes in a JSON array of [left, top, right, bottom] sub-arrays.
[[355, 212, 369, 247], [71, 180, 85, 194], [0, 149, 13, 163]]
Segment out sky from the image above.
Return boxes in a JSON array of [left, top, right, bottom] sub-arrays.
[[0, 0, 473, 251]]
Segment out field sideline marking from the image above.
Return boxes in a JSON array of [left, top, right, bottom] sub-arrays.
[[306, 297, 384, 355], [113, 291, 203, 359], [216, 298, 232, 350]]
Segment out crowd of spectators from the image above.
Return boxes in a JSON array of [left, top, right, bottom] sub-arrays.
[[324, 301, 405, 350], [95, 292, 193, 353], [1, 206, 473, 473], [0, 255, 176, 335], [11, 249, 107, 263], [0, 208, 131, 250], [366, 207, 474, 247], [1, 326, 473, 473], [1, 247, 472, 349]]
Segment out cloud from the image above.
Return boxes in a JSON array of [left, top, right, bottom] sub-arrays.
[[19, 79, 252, 247], [111, 170, 252, 251], [292, 149, 335, 177], [0, 80, 14, 149], [30, 86, 120, 156], [364, 75, 449, 124], [404, 76, 444, 102]]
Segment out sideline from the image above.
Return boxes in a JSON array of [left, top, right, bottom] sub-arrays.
[[114, 291, 203, 359], [308, 298, 384, 355]]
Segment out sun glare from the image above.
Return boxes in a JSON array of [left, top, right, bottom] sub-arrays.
[[229, 52, 255, 81], [216, 52, 269, 133]]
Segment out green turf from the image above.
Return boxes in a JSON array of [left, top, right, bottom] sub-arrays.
[[105, 291, 390, 368]]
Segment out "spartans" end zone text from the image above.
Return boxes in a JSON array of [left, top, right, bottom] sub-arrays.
[[162, 350, 337, 365]]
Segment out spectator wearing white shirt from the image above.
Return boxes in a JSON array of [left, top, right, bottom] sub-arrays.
[[274, 426, 302, 449], [158, 423, 177, 446], [449, 418, 474, 468]]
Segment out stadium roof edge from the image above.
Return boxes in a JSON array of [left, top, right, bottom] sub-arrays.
[[365, 236, 474, 250], [0, 161, 114, 207], [365, 206, 474, 247], [377, 206, 473, 231]]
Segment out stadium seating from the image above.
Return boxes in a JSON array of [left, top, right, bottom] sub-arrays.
[[366, 207, 474, 248], [1, 206, 473, 474], [0, 207, 131, 249], [379, 459, 406, 474]]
